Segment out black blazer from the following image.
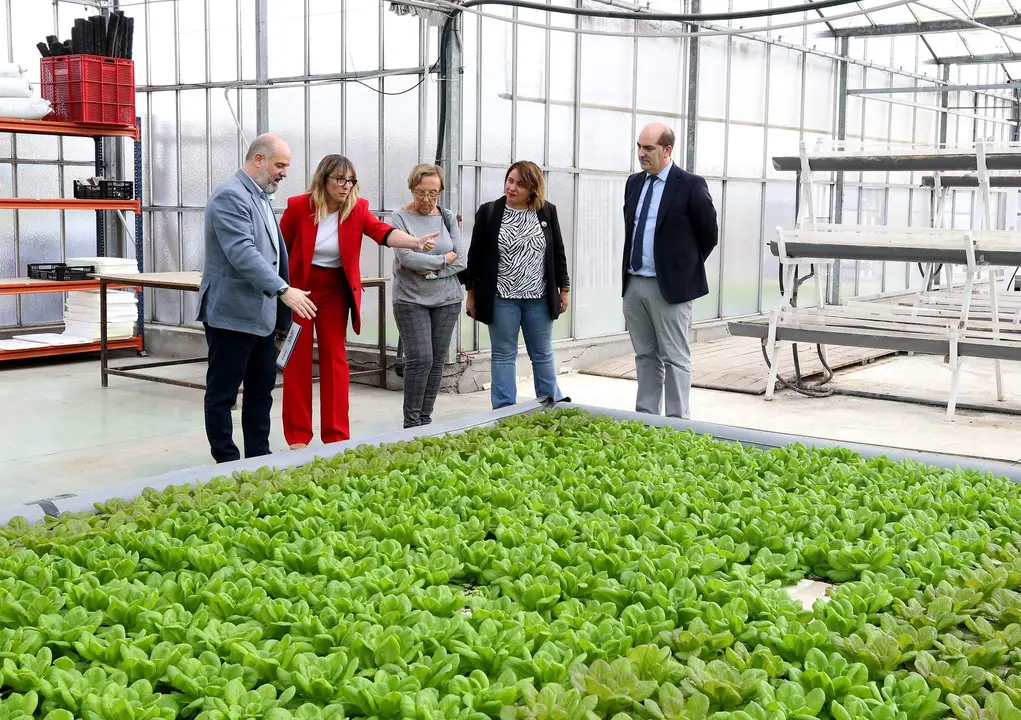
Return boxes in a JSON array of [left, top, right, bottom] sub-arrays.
[[465, 196, 570, 326], [622, 163, 719, 305]]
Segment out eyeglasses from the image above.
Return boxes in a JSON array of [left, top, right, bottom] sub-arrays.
[[330, 176, 357, 188], [413, 190, 440, 199]]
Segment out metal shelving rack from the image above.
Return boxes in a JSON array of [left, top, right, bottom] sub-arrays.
[[0, 117, 144, 361]]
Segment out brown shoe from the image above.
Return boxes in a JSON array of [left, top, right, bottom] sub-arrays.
[[289, 443, 307, 450]]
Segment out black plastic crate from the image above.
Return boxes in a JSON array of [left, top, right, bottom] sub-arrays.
[[27, 263, 96, 281], [73, 180, 134, 201]]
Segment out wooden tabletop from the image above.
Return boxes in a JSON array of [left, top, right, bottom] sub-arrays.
[[92, 272, 391, 292], [93, 271, 202, 290]]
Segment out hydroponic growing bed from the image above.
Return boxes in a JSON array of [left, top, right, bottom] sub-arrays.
[[2, 405, 1021, 720]]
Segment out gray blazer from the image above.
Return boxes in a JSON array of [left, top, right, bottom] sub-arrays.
[[198, 169, 290, 337]]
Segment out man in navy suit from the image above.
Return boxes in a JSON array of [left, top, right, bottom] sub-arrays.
[[622, 123, 718, 419]]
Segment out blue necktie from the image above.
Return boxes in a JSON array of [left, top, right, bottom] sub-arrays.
[[630, 175, 657, 273]]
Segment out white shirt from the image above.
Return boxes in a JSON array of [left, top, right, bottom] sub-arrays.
[[312, 211, 342, 268]]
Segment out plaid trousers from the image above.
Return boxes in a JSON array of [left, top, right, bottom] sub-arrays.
[[393, 301, 461, 428]]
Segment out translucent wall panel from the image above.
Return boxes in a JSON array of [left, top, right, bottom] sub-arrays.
[[729, 40, 766, 125], [761, 182, 796, 312], [720, 181, 763, 317], [146, 1, 177, 86], [546, 173, 575, 341], [149, 93, 179, 207], [383, 8, 420, 69], [178, 0, 206, 84], [579, 23, 634, 109], [726, 125, 765, 179], [693, 180, 723, 321], [152, 212, 182, 325], [636, 37, 685, 116], [180, 91, 209, 207], [575, 174, 626, 338], [802, 56, 835, 133], [579, 110, 632, 171], [210, 0, 240, 82], [345, 83, 381, 209], [695, 122, 725, 178], [0, 210, 14, 326], [480, 13, 512, 164], [268, 88, 307, 205], [698, 36, 729, 120], [383, 80, 420, 210], [181, 213, 204, 328], [768, 48, 802, 130], [461, 17, 479, 162]]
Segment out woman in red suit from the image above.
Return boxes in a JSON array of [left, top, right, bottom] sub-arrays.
[[279, 155, 437, 449]]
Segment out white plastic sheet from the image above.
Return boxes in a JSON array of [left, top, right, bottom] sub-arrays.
[[0, 96, 52, 120]]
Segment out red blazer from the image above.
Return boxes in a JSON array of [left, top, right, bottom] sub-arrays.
[[279, 194, 394, 334]]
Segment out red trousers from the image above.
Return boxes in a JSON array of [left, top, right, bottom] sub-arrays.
[[282, 265, 351, 446]]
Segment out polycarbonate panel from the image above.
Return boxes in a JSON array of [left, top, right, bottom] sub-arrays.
[[152, 212, 182, 325], [516, 21, 547, 99], [180, 90, 209, 207], [891, 36, 918, 75], [181, 213, 204, 328], [149, 92, 180, 207], [346, 238, 384, 347], [461, 16, 478, 161], [268, 88, 306, 205], [459, 166, 477, 352], [729, 39, 767, 125], [694, 121, 725, 178], [309, 84, 344, 164], [636, 36, 684, 115], [11, 0, 50, 88], [240, 0, 256, 80], [210, 89, 243, 187], [0, 208, 14, 325], [548, 104, 574, 168], [178, 0, 206, 84], [697, 35, 729, 120], [802, 55, 835, 133], [480, 167, 505, 206], [546, 172, 575, 340], [890, 78, 914, 143], [578, 110, 631, 172], [575, 174, 626, 338], [64, 206, 97, 260], [147, 0, 177, 85], [18, 211, 62, 324], [345, 79, 382, 210], [515, 101, 545, 164], [726, 125, 765, 179], [383, 80, 420, 211], [383, 10, 419, 69], [209, 0, 239, 82], [761, 182, 796, 312], [549, 30, 575, 103], [765, 128, 799, 181], [308, 0, 342, 75], [720, 182, 763, 318], [17, 166, 58, 199], [268, 1, 305, 78], [693, 179, 723, 321], [346, 0, 380, 72], [579, 25, 634, 108], [768, 47, 802, 129], [480, 14, 512, 163]]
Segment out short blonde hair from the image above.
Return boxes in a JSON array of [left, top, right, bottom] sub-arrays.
[[506, 161, 545, 212], [308, 154, 359, 223], [408, 164, 445, 191]]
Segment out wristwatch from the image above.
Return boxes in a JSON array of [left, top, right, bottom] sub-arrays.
[[276, 284, 289, 297]]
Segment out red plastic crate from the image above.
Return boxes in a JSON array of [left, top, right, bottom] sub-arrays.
[[40, 55, 135, 126]]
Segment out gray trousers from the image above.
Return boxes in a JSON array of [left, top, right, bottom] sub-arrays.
[[623, 276, 693, 419], [393, 301, 461, 428]]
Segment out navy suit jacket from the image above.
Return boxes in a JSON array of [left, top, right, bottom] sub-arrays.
[[621, 163, 719, 305]]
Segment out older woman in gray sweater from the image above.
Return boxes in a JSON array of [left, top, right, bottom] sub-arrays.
[[391, 164, 467, 428]]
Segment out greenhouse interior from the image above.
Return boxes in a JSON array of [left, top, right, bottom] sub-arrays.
[[4, 0, 1021, 718]]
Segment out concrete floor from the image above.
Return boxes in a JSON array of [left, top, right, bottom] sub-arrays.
[[2, 348, 1020, 508]]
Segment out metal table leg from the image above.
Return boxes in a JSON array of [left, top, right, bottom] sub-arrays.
[[100, 278, 109, 388], [378, 282, 387, 389]]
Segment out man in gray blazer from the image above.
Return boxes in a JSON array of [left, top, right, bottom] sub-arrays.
[[198, 133, 316, 463]]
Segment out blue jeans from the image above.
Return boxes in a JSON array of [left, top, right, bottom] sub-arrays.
[[489, 296, 564, 409]]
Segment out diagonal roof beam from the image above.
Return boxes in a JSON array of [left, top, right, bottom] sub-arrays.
[[827, 12, 1021, 36], [929, 52, 1021, 63]]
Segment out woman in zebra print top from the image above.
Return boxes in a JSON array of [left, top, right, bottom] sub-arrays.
[[465, 161, 571, 409]]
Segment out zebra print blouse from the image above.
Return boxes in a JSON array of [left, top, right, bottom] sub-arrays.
[[496, 207, 547, 300]]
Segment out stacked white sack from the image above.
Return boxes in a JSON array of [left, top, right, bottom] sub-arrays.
[[0, 64, 51, 120]]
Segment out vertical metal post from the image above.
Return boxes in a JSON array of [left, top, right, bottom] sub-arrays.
[[684, 0, 700, 173], [441, 15, 462, 361], [830, 37, 849, 304], [95, 137, 106, 256], [135, 120, 145, 350], [255, 0, 269, 135]]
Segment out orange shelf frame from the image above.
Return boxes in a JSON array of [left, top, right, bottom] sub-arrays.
[[0, 119, 139, 140], [0, 198, 140, 212], [0, 336, 142, 362]]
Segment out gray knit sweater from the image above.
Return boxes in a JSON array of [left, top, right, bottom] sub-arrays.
[[390, 207, 467, 308]]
